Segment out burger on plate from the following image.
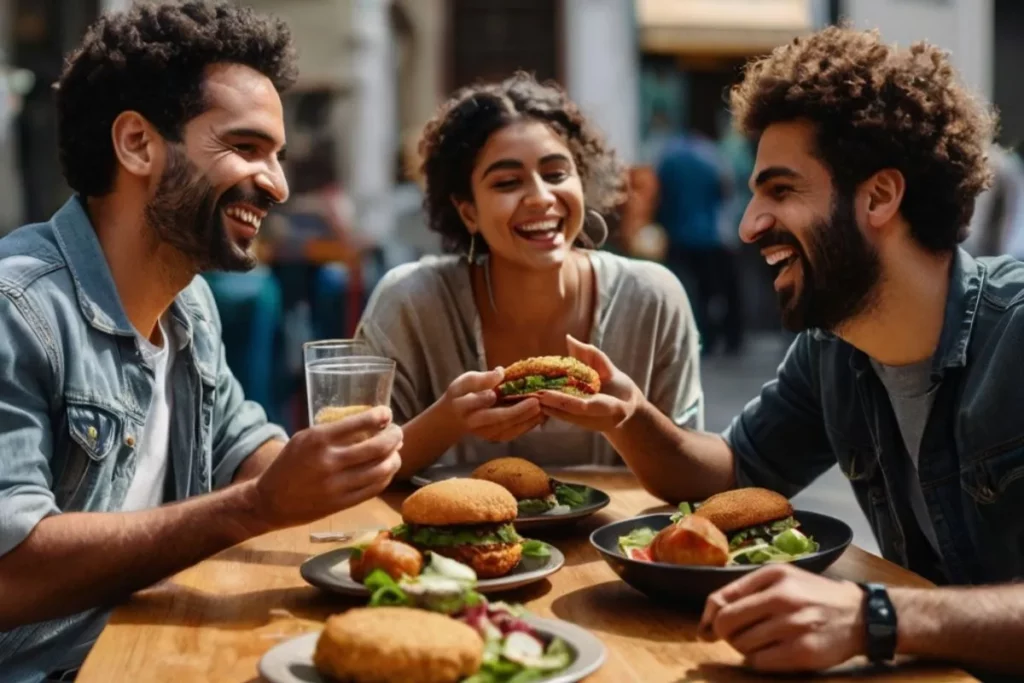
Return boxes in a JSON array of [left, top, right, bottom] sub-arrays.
[[692, 487, 817, 563], [496, 356, 600, 402], [471, 457, 563, 515], [395, 479, 524, 578]]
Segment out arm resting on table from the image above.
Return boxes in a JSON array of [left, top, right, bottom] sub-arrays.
[[892, 583, 1024, 674], [0, 480, 269, 631]]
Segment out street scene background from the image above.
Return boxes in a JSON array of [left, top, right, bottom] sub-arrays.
[[3, 0, 1022, 555]]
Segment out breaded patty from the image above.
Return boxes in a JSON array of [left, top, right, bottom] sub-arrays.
[[471, 457, 553, 500], [314, 607, 483, 683], [428, 541, 523, 579], [503, 356, 599, 385], [402, 478, 517, 526], [694, 487, 793, 533]]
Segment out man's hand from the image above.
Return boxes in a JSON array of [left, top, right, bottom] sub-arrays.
[[444, 367, 545, 442], [698, 563, 866, 673], [251, 406, 403, 530], [536, 335, 641, 433]]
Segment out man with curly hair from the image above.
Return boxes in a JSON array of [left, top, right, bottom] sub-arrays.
[[543, 25, 1024, 677], [0, 3, 403, 680]]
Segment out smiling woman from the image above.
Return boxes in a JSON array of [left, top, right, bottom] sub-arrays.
[[355, 72, 705, 478]]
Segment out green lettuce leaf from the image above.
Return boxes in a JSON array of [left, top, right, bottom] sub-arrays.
[[406, 523, 521, 548], [517, 498, 555, 516], [669, 501, 693, 523], [554, 483, 588, 508], [520, 540, 550, 558], [365, 569, 411, 607], [618, 527, 657, 554]]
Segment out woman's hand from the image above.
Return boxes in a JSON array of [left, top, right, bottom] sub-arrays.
[[536, 335, 642, 434], [444, 368, 545, 442]]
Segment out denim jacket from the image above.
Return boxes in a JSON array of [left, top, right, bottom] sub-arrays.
[[726, 248, 1024, 587], [0, 197, 288, 681]]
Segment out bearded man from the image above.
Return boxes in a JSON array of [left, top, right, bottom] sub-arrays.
[[537, 26, 1024, 681], [0, 4, 402, 681]]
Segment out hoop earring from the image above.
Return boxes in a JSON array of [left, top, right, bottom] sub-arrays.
[[580, 209, 609, 249], [467, 233, 477, 263]]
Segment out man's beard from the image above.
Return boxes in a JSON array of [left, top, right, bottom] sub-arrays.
[[765, 193, 882, 333], [144, 146, 271, 273]]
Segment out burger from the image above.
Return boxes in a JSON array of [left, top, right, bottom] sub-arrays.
[[470, 457, 558, 515], [314, 606, 484, 683], [693, 487, 816, 561], [395, 479, 524, 579], [495, 356, 600, 402]]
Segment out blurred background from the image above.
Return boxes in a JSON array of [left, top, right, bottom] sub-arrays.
[[2, 0, 1022, 553]]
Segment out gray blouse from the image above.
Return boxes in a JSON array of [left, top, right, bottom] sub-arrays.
[[355, 250, 703, 468]]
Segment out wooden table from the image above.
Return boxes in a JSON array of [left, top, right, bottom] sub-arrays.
[[77, 469, 977, 682]]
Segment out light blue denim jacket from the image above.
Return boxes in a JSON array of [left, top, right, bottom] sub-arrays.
[[0, 197, 288, 682]]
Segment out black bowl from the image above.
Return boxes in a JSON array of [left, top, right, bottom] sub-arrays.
[[590, 510, 853, 608]]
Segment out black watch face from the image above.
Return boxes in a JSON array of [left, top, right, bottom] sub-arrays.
[[868, 596, 893, 621]]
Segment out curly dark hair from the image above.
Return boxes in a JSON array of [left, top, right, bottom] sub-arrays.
[[730, 25, 997, 252], [55, 1, 297, 197], [419, 72, 627, 255]]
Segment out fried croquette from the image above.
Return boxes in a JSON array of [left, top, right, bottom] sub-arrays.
[[313, 607, 483, 683], [496, 356, 600, 400], [402, 479, 518, 526], [349, 534, 423, 583], [693, 487, 793, 533], [471, 457, 553, 500], [651, 515, 729, 567], [429, 541, 524, 579]]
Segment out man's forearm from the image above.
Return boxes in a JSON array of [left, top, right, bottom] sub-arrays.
[[604, 399, 736, 503], [0, 480, 269, 630], [395, 398, 462, 480], [892, 584, 1024, 673], [233, 438, 287, 483]]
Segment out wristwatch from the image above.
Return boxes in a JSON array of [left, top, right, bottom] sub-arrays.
[[858, 582, 898, 663]]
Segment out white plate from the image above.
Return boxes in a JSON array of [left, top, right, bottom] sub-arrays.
[[258, 614, 606, 683], [300, 543, 565, 596]]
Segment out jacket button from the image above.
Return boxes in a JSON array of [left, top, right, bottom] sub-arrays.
[[125, 435, 136, 447], [87, 426, 98, 441], [981, 486, 995, 499]]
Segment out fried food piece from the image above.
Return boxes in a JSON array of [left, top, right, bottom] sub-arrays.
[[428, 541, 524, 580], [693, 487, 793, 533], [349, 534, 423, 583], [471, 457, 553, 500], [496, 356, 600, 401], [313, 607, 484, 683], [651, 515, 729, 567], [402, 479, 518, 526]]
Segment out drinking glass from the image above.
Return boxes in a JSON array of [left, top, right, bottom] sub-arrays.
[[303, 340, 396, 427]]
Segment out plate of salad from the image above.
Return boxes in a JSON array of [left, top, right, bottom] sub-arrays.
[[263, 553, 606, 683], [590, 488, 853, 604], [409, 459, 611, 530], [301, 530, 564, 597]]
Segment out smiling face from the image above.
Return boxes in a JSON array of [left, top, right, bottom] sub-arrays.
[[454, 120, 585, 271], [740, 120, 882, 332], [145, 62, 289, 272]]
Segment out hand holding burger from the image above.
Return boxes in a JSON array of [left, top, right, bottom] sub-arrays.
[[442, 368, 546, 443], [535, 335, 642, 434]]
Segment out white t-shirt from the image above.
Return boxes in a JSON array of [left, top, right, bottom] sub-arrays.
[[121, 316, 176, 511]]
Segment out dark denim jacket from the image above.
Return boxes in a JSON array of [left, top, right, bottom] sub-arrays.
[[726, 249, 1024, 587], [0, 197, 287, 682]]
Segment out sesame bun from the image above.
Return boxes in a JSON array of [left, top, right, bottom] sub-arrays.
[[313, 606, 483, 683], [471, 457, 553, 500], [401, 478, 518, 526], [693, 487, 794, 533]]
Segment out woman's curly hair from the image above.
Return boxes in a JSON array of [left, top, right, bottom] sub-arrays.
[[730, 25, 997, 252], [55, 1, 297, 197], [419, 72, 627, 256]]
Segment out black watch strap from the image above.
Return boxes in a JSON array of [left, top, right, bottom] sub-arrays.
[[858, 582, 898, 663]]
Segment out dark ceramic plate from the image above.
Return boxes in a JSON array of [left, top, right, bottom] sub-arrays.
[[590, 510, 853, 607], [410, 464, 610, 530], [301, 542, 565, 596]]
